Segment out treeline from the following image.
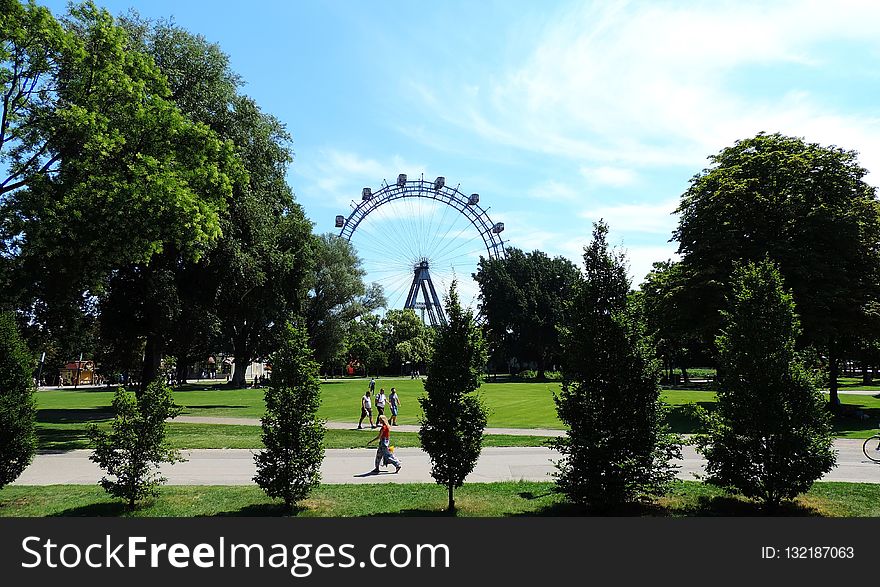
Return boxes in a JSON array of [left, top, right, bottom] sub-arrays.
[[476, 133, 880, 408], [0, 1, 385, 389]]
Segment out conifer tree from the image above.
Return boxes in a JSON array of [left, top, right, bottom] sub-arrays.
[[554, 221, 680, 509], [89, 381, 183, 509], [696, 259, 836, 509], [419, 281, 488, 511], [0, 312, 36, 489], [254, 324, 324, 512]]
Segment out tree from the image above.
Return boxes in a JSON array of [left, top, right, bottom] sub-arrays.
[[3, 3, 242, 387], [554, 221, 680, 509], [673, 133, 880, 406], [254, 324, 324, 512], [0, 311, 36, 489], [88, 381, 183, 509], [640, 260, 708, 383], [344, 312, 388, 376], [475, 248, 581, 378], [98, 16, 311, 389], [695, 259, 836, 509], [382, 308, 432, 374], [305, 234, 384, 374], [418, 281, 488, 511]]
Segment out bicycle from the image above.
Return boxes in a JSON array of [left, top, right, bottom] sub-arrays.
[[862, 433, 880, 463]]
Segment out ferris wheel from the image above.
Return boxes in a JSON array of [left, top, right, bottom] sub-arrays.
[[335, 174, 506, 326]]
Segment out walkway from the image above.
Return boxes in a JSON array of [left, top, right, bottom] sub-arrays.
[[14, 440, 880, 485]]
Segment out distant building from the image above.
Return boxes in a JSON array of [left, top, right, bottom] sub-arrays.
[[59, 360, 94, 386]]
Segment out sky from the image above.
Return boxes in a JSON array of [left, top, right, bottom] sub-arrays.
[[39, 0, 880, 311]]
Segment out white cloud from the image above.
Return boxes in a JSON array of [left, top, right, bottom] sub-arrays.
[[294, 148, 427, 210], [580, 198, 680, 235], [526, 179, 580, 202], [412, 1, 880, 179], [580, 165, 638, 187]]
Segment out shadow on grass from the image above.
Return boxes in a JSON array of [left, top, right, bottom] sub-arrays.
[[37, 427, 92, 452], [832, 404, 880, 436], [51, 501, 131, 517], [179, 404, 249, 410], [685, 495, 823, 517], [215, 503, 305, 517], [664, 403, 714, 435], [37, 408, 112, 423]]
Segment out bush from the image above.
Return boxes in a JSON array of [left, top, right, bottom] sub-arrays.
[[515, 370, 562, 381], [254, 324, 324, 511], [89, 381, 183, 509], [419, 282, 488, 511], [554, 222, 681, 509], [695, 259, 836, 509], [0, 312, 36, 489]]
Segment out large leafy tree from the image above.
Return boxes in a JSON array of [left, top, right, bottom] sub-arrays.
[[673, 133, 880, 405], [382, 308, 432, 374], [475, 247, 581, 378], [100, 16, 313, 388], [305, 234, 384, 374], [695, 259, 835, 509], [2, 2, 242, 384], [554, 221, 680, 509], [418, 281, 488, 512], [640, 260, 707, 382]]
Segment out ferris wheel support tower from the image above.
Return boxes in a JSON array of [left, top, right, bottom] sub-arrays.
[[335, 174, 506, 326]]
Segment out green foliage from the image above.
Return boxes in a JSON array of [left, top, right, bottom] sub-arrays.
[[88, 381, 183, 509], [419, 281, 488, 510], [695, 259, 836, 509], [0, 311, 36, 488], [254, 324, 324, 511], [306, 234, 384, 374], [554, 221, 681, 509], [475, 247, 581, 376], [382, 308, 432, 372], [515, 369, 561, 382], [673, 132, 880, 401]]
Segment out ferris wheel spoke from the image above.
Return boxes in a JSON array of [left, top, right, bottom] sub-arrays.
[[337, 178, 505, 322], [431, 221, 485, 264]]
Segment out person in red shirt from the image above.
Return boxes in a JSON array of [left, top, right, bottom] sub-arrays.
[[367, 415, 401, 474]]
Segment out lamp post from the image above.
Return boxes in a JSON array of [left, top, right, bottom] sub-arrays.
[[36, 352, 45, 388], [74, 352, 82, 390]]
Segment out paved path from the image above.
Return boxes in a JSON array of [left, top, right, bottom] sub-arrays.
[[174, 415, 566, 437], [14, 440, 880, 486]]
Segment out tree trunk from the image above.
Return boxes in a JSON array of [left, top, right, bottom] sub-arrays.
[[447, 483, 455, 512], [828, 340, 840, 410], [681, 365, 690, 384], [175, 353, 189, 386], [140, 333, 164, 394]]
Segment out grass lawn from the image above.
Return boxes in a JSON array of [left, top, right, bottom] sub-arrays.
[[36, 421, 554, 451], [1, 480, 878, 517], [35, 378, 880, 445]]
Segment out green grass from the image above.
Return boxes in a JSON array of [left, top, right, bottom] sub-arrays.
[[2, 480, 879, 517], [35, 378, 880, 445], [36, 420, 554, 451]]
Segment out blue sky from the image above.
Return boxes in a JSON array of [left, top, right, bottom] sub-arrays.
[[40, 0, 880, 308]]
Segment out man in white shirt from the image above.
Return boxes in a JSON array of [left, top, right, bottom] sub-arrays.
[[358, 390, 374, 429]]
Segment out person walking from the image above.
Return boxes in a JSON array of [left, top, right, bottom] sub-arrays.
[[368, 415, 401, 474], [358, 390, 374, 429], [389, 387, 401, 426], [369, 377, 376, 393], [375, 388, 387, 418]]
